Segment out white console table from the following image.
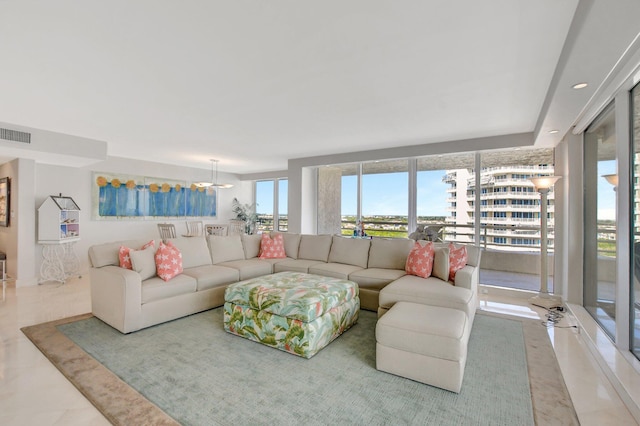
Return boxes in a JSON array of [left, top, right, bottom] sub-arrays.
[[39, 241, 81, 284]]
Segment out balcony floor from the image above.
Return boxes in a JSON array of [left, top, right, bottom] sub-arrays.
[[480, 269, 549, 292]]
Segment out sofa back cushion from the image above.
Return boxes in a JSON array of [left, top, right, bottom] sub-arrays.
[[208, 235, 245, 264], [298, 234, 332, 262], [167, 237, 212, 269], [328, 235, 370, 268], [241, 234, 262, 259], [368, 238, 415, 269], [465, 244, 481, 267], [272, 232, 301, 259], [89, 239, 150, 268]]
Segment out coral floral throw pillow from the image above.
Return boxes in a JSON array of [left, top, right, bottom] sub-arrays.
[[448, 243, 468, 282], [155, 241, 183, 281], [119, 240, 155, 269], [259, 233, 287, 259], [405, 241, 435, 278]]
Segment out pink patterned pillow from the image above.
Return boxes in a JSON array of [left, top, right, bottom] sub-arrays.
[[155, 241, 183, 281], [119, 240, 155, 269], [448, 243, 468, 282], [405, 241, 435, 278], [259, 233, 287, 259]]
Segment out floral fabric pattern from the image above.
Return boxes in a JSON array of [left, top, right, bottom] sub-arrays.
[[224, 297, 360, 358], [224, 272, 359, 322]]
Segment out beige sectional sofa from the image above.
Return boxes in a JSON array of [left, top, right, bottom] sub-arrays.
[[88, 233, 481, 334]]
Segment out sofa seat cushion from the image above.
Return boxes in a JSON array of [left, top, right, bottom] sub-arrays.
[[348, 268, 407, 291], [273, 259, 326, 273], [308, 263, 364, 280], [141, 274, 197, 304], [217, 259, 273, 280], [379, 274, 474, 318], [258, 257, 292, 268], [182, 265, 240, 291]]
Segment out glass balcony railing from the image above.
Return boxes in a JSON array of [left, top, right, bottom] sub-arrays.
[[255, 214, 616, 293]]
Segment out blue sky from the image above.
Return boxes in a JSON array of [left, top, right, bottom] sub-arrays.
[[256, 172, 449, 216], [341, 171, 448, 216], [598, 160, 617, 220], [256, 164, 618, 219]]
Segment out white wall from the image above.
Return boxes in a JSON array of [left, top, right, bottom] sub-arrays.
[[29, 156, 252, 285]]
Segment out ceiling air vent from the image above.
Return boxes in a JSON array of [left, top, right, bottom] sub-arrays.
[[0, 127, 31, 144]]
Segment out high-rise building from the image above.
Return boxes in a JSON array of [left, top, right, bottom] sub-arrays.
[[444, 165, 555, 252]]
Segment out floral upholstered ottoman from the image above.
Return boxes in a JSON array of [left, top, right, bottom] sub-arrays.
[[223, 271, 360, 358]]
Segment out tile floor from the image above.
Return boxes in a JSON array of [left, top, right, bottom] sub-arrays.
[[0, 277, 638, 425]]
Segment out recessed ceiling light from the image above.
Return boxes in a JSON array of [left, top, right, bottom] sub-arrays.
[[549, 130, 559, 134], [572, 82, 588, 89]]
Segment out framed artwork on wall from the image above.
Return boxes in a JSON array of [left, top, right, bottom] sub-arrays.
[[92, 172, 217, 220], [0, 177, 9, 227]]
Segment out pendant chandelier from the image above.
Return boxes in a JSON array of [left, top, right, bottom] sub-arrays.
[[194, 159, 233, 189]]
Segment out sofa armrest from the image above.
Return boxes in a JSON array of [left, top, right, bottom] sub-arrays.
[[90, 265, 143, 334], [454, 264, 478, 293]]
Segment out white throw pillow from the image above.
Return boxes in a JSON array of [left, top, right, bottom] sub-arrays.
[[432, 247, 450, 281], [130, 245, 157, 280]]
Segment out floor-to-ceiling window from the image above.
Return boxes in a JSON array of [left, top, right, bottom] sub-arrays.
[[255, 180, 274, 232], [584, 102, 617, 340], [631, 84, 640, 358], [255, 178, 288, 233], [329, 149, 556, 292], [278, 179, 288, 232], [339, 163, 359, 235], [361, 160, 408, 238], [417, 153, 475, 243], [479, 149, 556, 292]]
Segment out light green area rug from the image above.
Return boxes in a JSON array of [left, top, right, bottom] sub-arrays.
[[22, 308, 578, 425], [48, 308, 547, 426]]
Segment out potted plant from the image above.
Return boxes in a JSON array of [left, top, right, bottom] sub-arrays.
[[231, 198, 258, 234]]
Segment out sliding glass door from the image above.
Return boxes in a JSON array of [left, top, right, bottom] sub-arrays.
[[584, 102, 617, 340], [631, 83, 640, 359]]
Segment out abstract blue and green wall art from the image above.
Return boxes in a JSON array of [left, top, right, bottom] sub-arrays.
[[92, 172, 217, 219]]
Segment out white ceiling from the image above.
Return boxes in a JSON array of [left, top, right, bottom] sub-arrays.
[[1, 1, 638, 174]]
